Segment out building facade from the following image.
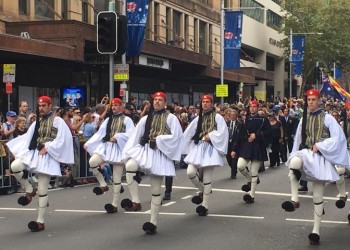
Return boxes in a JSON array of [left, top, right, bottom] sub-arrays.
[[0, 0, 285, 113]]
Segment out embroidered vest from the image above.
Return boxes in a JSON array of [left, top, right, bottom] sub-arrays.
[[305, 111, 330, 148], [199, 111, 217, 138], [37, 114, 57, 144], [149, 112, 171, 140], [109, 115, 126, 138]]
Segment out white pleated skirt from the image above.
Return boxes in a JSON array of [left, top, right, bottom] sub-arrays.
[[184, 141, 224, 167], [287, 149, 339, 182], [123, 144, 175, 176], [93, 141, 123, 164], [21, 150, 61, 176]]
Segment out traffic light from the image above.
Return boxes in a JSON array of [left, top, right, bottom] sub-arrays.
[[97, 11, 117, 54]]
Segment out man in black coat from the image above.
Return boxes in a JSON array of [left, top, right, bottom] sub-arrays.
[[226, 109, 242, 179], [236, 100, 272, 204], [279, 107, 298, 162]]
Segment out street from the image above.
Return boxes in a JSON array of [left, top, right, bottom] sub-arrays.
[[1, 163, 350, 250]]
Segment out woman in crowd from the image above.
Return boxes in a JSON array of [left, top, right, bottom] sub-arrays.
[[13, 117, 27, 138]]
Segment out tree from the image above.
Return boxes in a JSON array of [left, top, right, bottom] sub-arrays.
[[281, 0, 350, 95]]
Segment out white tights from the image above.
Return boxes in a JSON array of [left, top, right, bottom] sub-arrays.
[[187, 164, 215, 208], [289, 156, 325, 235], [11, 159, 50, 224], [237, 158, 260, 198]]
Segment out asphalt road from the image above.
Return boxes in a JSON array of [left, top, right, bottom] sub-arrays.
[[1, 162, 350, 250]]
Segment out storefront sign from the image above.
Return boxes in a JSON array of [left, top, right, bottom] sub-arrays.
[[84, 53, 109, 64], [216, 84, 228, 97], [3, 64, 16, 82], [139, 54, 170, 70], [269, 38, 283, 48]]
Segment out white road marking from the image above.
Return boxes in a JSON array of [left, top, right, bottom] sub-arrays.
[[181, 195, 193, 200], [162, 201, 176, 207], [55, 209, 105, 213], [286, 218, 349, 224], [124, 212, 184, 216], [208, 214, 264, 220], [0, 208, 36, 211]]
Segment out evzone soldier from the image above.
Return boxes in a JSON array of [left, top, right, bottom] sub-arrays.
[[83, 98, 135, 213], [281, 89, 350, 245], [336, 101, 350, 221], [182, 94, 228, 215], [121, 91, 183, 234], [236, 100, 271, 203], [7, 96, 74, 232]]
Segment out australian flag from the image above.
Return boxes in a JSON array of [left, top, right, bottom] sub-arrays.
[[320, 74, 346, 101], [126, 0, 149, 57]]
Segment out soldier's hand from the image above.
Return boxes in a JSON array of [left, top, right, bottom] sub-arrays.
[[39, 146, 47, 155], [231, 151, 237, 158]]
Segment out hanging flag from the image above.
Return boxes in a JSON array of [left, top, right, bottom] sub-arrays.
[[329, 75, 350, 100], [126, 0, 149, 57], [224, 11, 243, 69], [320, 74, 344, 101], [291, 35, 305, 75], [320, 73, 350, 102]]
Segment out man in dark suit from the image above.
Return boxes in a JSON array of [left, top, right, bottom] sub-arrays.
[[279, 107, 299, 162], [226, 109, 242, 179]]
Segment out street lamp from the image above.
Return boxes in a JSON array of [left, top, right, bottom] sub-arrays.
[[220, 1, 264, 105], [288, 29, 323, 97]]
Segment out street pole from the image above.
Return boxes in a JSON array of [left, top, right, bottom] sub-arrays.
[[220, 0, 224, 107], [122, 0, 127, 103], [109, 1, 115, 99], [289, 28, 293, 98]]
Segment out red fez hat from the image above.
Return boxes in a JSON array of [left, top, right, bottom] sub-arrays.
[[153, 91, 167, 100], [38, 96, 51, 104], [250, 100, 259, 106], [345, 101, 350, 109], [111, 98, 122, 105], [306, 89, 320, 97], [201, 94, 213, 101]]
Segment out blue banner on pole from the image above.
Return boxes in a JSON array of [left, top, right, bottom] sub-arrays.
[[224, 11, 243, 69], [291, 35, 305, 75], [126, 0, 149, 57]]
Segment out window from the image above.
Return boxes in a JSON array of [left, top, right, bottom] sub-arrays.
[[82, 1, 88, 23], [173, 10, 182, 46], [35, 0, 54, 20], [166, 7, 171, 43], [19, 0, 28, 15], [199, 20, 207, 54], [266, 56, 275, 71], [184, 15, 189, 49], [267, 10, 281, 30], [153, 2, 159, 42], [145, 1, 152, 39], [199, 0, 209, 4], [61, 0, 68, 20], [240, 0, 264, 23], [194, 18, 198, 52]]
